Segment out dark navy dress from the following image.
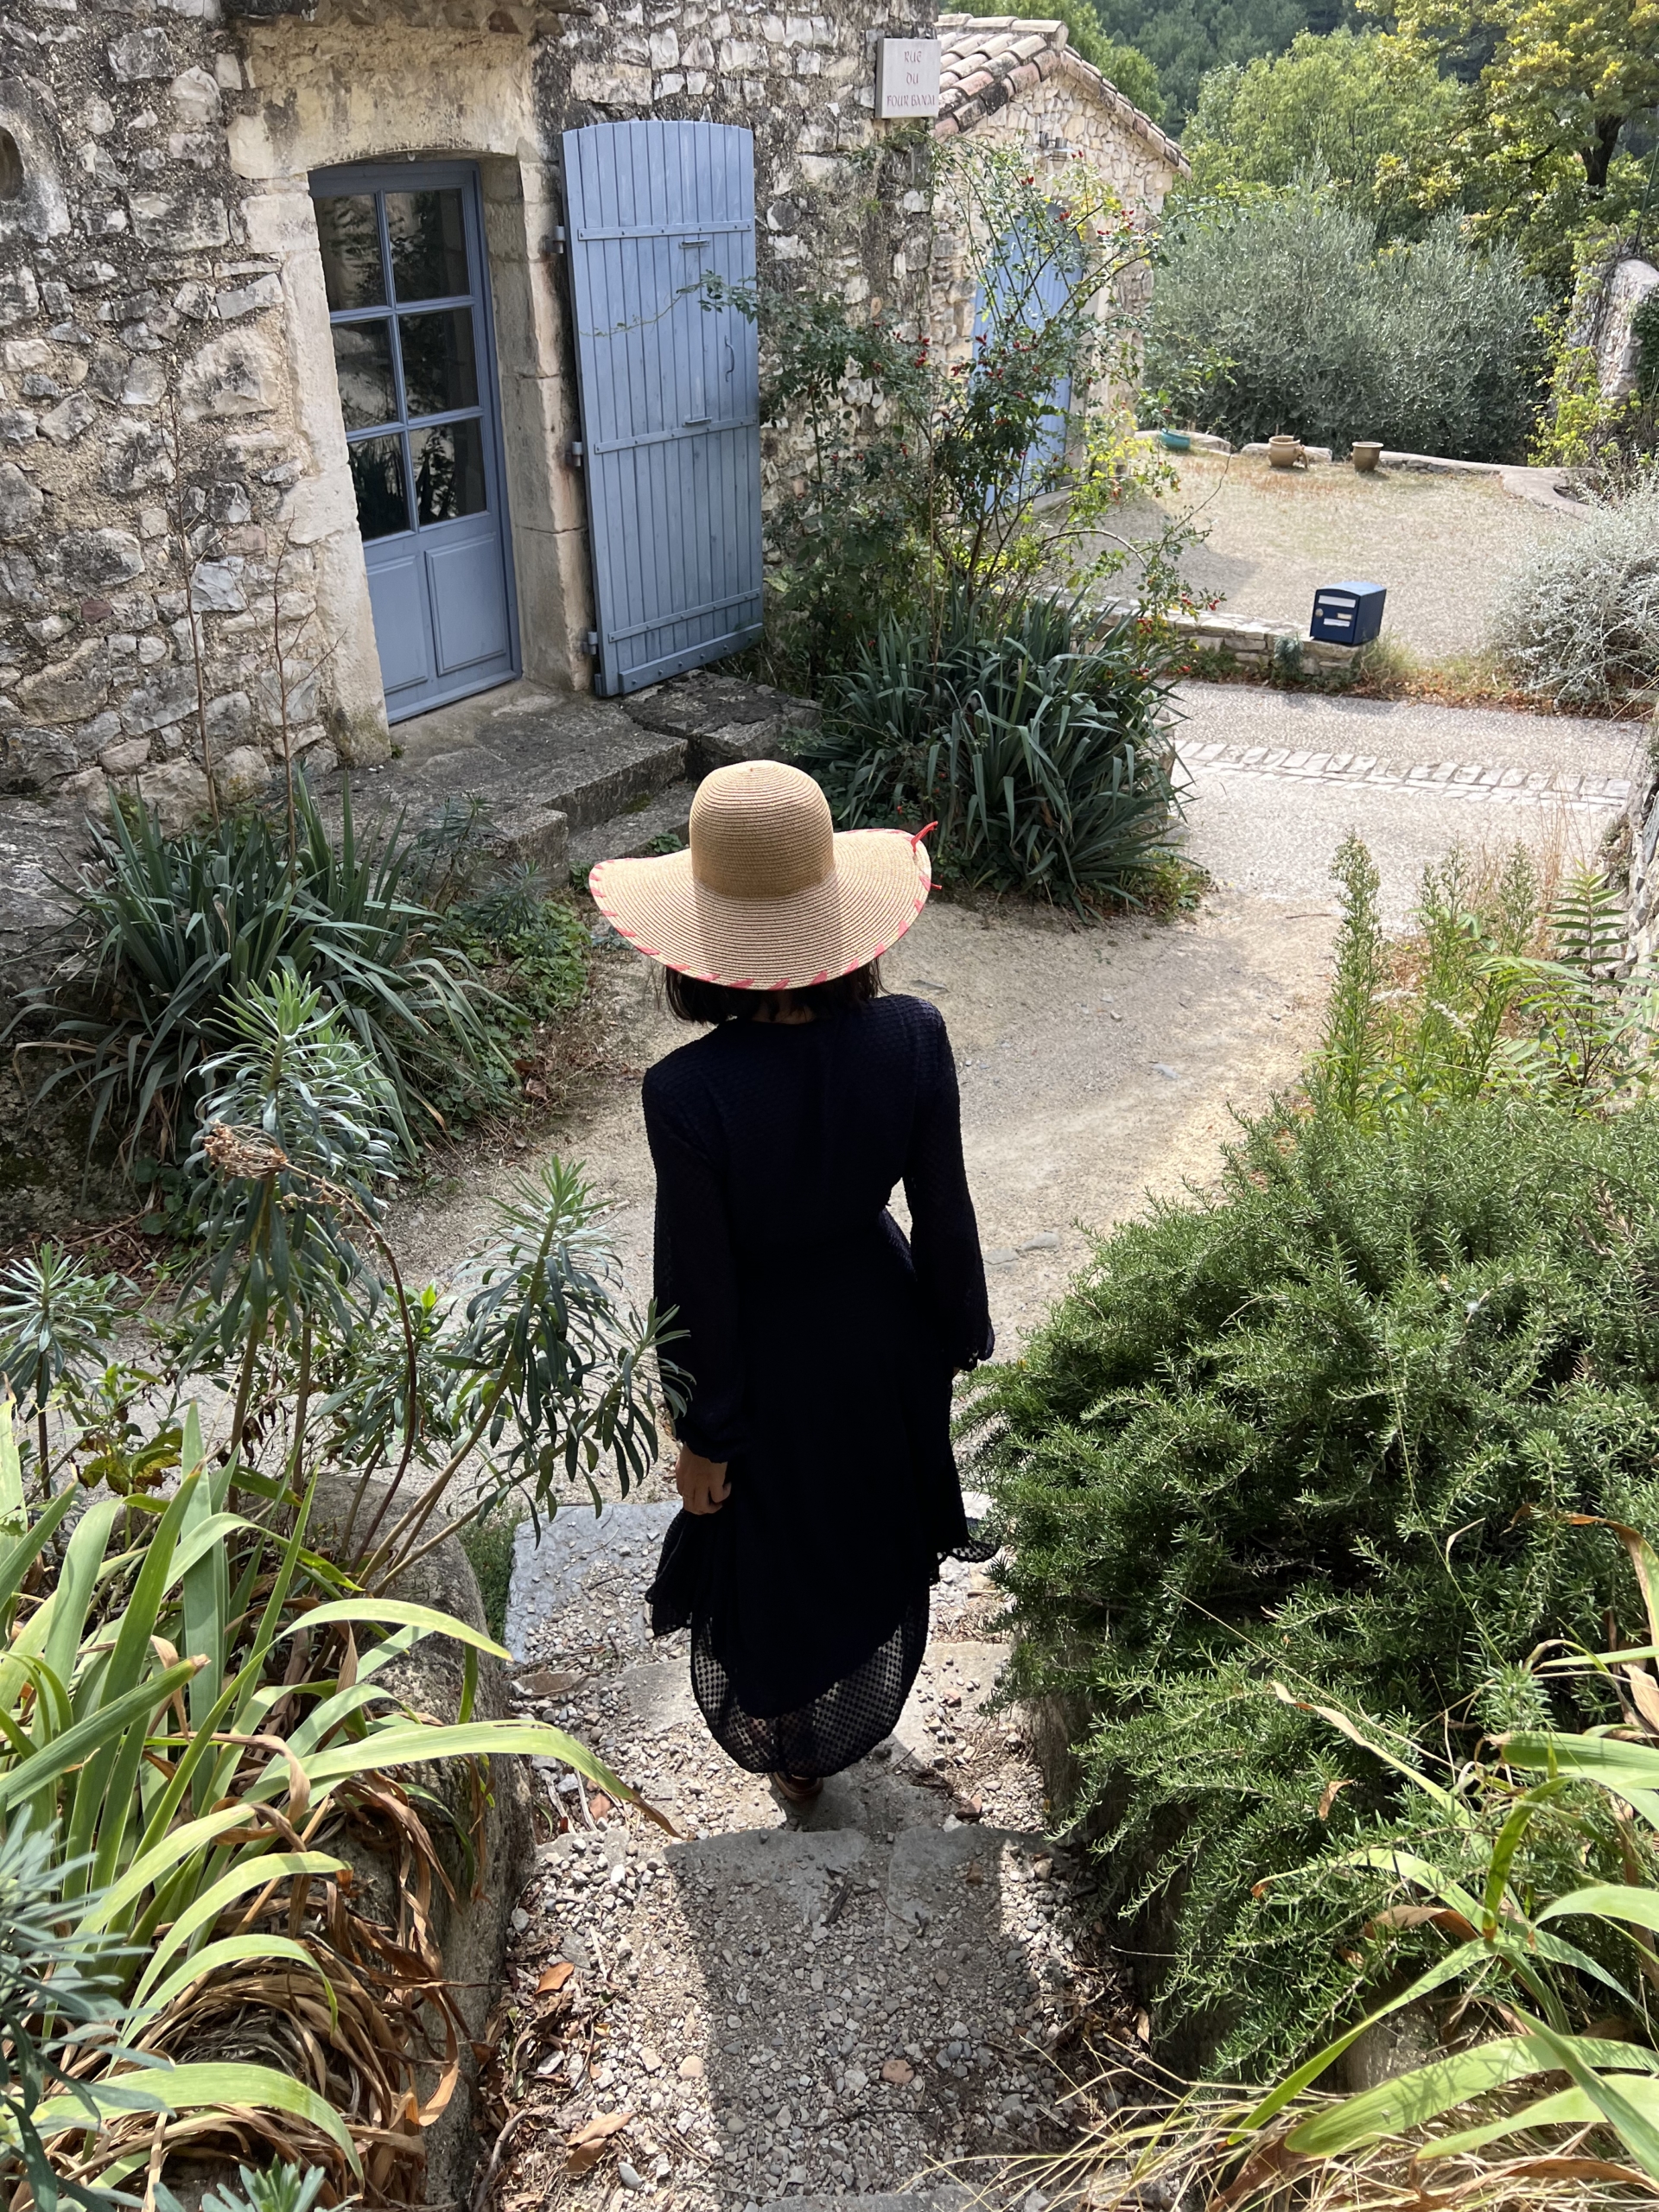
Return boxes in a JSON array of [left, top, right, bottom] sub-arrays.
[[643, 994, 995, 1778]]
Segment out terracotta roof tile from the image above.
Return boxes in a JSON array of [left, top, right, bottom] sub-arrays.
[[933, 12, 1188, 173]]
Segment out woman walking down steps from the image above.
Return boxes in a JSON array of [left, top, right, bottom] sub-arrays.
[[588, 759, 995, 1804]]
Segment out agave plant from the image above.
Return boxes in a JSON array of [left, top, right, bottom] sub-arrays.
[[0, 1395, 649, 2201], [810, 591, 1183, 911], [8, 779, 505, 1167]]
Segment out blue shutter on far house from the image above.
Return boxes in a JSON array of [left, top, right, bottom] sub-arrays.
[[563, 121, 763, 696]]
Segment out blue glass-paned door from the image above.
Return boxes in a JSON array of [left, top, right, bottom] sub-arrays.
[[310, 161, 518, 722]]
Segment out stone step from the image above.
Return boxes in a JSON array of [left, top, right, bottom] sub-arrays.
[[623, 667, 821, 776], [569, 779, 696, 886], [308, 668, 818, 893], [517, 1812, 1081, 2199], [319, 680, 687, 880]]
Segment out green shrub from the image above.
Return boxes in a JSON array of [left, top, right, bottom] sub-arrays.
[[1145, 181, 1547, 460], [11, 780, 503, 1170], [1488, 466, 1659, 707], [440, 870, 590, 1033], [753, 146, 1198, 689], [1310, 832, 1658, 1119], [1181, 29, 1458, 234], [806, 593, 1182, 909], [460, 1502, 524, 1644], [966, 1096, 1659, 2075]]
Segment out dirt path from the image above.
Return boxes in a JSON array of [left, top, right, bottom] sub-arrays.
[[404, 684, 1630, 2212]]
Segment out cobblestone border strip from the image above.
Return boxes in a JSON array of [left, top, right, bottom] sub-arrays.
[[1181, 739, 1630, 812]]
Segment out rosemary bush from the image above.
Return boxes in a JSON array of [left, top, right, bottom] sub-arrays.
[[967, 1097, 1659, 2075]]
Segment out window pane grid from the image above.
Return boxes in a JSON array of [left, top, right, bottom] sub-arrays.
[[345, 407, 486, 442], [319, 181, 491, 543], [325, 291, 473, 323]]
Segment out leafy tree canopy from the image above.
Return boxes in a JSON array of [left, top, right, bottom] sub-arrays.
[[1182, 28, 1461, 232], [998, 0, 1167, 118], [1389, 0, 1659, 283], [1090, 0, 1362, 130]]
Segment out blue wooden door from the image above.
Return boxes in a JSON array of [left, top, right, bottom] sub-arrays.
[[311, 162, 518, 723], [974, 226, 1077, 487], [563, 122, 762, 696]]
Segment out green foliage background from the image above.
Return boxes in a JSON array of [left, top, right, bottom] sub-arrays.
[[997, 0, 1167, 118], [1144, 181, 1547, 457], [1090, 0, 1358, 130], [1181, 29, 1459, 232]]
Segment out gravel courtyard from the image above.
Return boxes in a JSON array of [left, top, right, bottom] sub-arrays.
[[1115, 451, 1579, 662]]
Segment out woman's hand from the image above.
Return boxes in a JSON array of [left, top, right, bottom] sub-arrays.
[[675, 1446, 731, 1516]]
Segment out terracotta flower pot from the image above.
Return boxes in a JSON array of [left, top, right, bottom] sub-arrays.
[[1267, 434, 1305, 470], [1351, 440, 1383, 473]]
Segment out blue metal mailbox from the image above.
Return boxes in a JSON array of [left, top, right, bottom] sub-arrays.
[[1310, 580, 1387, 645]]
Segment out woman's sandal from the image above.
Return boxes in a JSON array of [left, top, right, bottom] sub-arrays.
[[769, 1770, 823, 1805]]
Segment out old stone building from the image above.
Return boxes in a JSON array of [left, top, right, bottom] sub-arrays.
[[933, 13, 1183, 196], [0, 0, 938, 819], [927, 15, 1185, 357]]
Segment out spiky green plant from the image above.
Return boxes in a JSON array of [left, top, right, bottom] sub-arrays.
[[9, 779, 505, 1168], [809, 591, 1182, 910]]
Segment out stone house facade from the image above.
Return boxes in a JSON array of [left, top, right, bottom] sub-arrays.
[[927, 15, 1186, 357], [0, 0, 937, 821]]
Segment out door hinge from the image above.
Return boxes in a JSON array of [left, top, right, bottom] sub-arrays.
[[565, 439, 584, 467], [551, 224, 568, 253], [581, 630, 600, 657]]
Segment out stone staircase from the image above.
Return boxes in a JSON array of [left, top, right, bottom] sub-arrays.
[[494, 1497, 1109, 2212], [333, 668, 819, 891]]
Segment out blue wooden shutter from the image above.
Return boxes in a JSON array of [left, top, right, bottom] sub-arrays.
[[563, 120, 763, 697]]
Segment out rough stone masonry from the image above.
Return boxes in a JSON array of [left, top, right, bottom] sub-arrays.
[[0, 0, 936, 824]]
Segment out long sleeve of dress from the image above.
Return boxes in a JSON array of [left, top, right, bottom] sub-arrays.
[[643, 1070, 747, 1463], [902, 1012, 995, 1372]]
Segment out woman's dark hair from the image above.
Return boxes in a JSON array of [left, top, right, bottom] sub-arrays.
[[664, 961, 883, 1026]]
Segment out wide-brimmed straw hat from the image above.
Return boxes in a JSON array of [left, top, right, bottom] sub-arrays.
[[588, 760, 931, 991]]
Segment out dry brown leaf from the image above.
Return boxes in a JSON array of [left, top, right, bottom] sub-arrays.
[[1367, 1903, 1478, 1939], [521, 1667, 581, 1697], [588, 1792, 614, 1820], [537, 1961, 575, 1994], [1317, 1776, 1354, 1821], [1626, 1664, 1659, 1736], [880, 2058, 914, 2085], [565, 2108, 632, 2175], [568, 2111, 632, 2148]]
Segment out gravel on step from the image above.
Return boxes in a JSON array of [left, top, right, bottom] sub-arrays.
[[485, 1501, 1127, 2212]]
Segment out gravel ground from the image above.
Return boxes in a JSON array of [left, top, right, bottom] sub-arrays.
[[1114, 453, 1574, 661], [485, 1514, 1116, 2212]]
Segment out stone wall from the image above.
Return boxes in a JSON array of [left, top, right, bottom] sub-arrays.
[[945, 49, 1181, 207], [0, 3, 385, 826], [0, 0, 931, 827], [1623, 716, 1659, 965]]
